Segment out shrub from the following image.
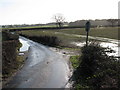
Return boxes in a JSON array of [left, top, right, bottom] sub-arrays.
[[2, 31, 20, 78], [2, 40, 19, 76], [2, 31, 19, 41], [73, 42, 120, 88], [20, 34, 61, 47]]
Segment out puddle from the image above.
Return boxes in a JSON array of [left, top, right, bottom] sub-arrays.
[[72, 41, 119, 57], [19, 37, 30, 52], [19, 52, 25, 55], [100, 42, 119, 56]]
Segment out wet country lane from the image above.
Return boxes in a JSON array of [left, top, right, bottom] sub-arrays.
[[4, 36, 70, 88]]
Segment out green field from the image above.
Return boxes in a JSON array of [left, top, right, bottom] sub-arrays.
[[19, 27, 119, 41], [2, 26, 52, 30], [21, 27, 118, 39], [18, 27, 119, 48], [2, 25, 69, 30], [48, 27, 119, 40]]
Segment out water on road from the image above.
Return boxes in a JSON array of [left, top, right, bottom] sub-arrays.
[[5, 36, 70, 88]]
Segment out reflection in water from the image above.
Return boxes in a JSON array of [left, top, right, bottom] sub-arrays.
[[19, 38, 30, 52]]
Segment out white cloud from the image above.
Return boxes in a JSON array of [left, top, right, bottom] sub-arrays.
[[0, 0, 119, 25]]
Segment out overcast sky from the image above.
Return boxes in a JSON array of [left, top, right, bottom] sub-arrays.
[[0, 0, 119, 25]]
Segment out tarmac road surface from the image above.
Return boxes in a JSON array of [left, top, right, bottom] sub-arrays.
[[5, 36, 70, 88]]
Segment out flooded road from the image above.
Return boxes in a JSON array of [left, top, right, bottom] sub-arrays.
[[19, 38, 30, 52], [5, 36, 70, 88]]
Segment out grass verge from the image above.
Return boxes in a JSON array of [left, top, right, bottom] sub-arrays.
[[70, 56, 80, 69]]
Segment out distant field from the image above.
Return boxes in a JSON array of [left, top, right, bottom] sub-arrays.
[[2, 25, 69, 30], [2, 25, 56, 30], [19, 27, 119, 40], [49, 27, 119, 40]]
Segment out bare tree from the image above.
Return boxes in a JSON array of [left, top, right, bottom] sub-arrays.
[[53, 14, 65, 28], [107, 19, 118, 27]]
